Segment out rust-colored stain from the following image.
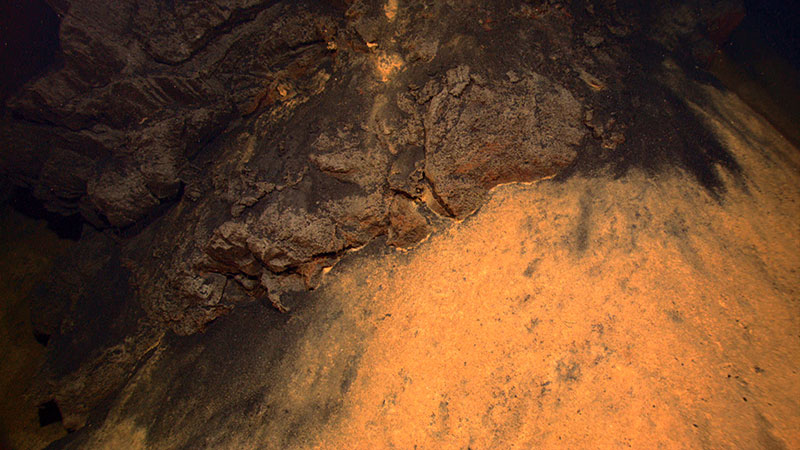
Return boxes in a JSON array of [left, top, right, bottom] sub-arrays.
[[384, 0, 398, 22], [374, 52, 405, 83]]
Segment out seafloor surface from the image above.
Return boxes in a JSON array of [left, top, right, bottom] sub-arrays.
[[39, 60, 798, 449], [2, 2, 799, 446]]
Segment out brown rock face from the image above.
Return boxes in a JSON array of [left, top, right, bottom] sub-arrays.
[[422, 67, 585, 218]]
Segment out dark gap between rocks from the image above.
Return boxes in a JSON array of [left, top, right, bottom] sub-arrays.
[[7, 187, 84, 240], [37, 400, 63, 427]]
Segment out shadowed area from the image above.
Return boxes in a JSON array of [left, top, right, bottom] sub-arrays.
[[0, 209, 72, 449], [0, 0, 60, 102]]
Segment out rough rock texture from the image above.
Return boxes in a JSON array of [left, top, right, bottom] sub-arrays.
[[0, 0, 744, 434], [421, 67, 584, 217], [1, 0, 339, 226]]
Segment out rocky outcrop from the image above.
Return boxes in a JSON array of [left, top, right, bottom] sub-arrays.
[[418, 66, 585, 218], [1, 0, 746, 434]]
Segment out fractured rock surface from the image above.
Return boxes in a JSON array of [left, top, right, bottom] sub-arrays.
[[421, 66, 585, 217]]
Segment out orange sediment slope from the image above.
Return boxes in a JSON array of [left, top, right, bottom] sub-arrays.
[[305, 71, 800, 449], [79, 65, 800, 450]]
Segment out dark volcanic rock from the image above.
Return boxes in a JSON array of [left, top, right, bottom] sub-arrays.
[[2, 0, 335, 227], [12, 0, 590, 351], [421, 66, 585, 218]]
